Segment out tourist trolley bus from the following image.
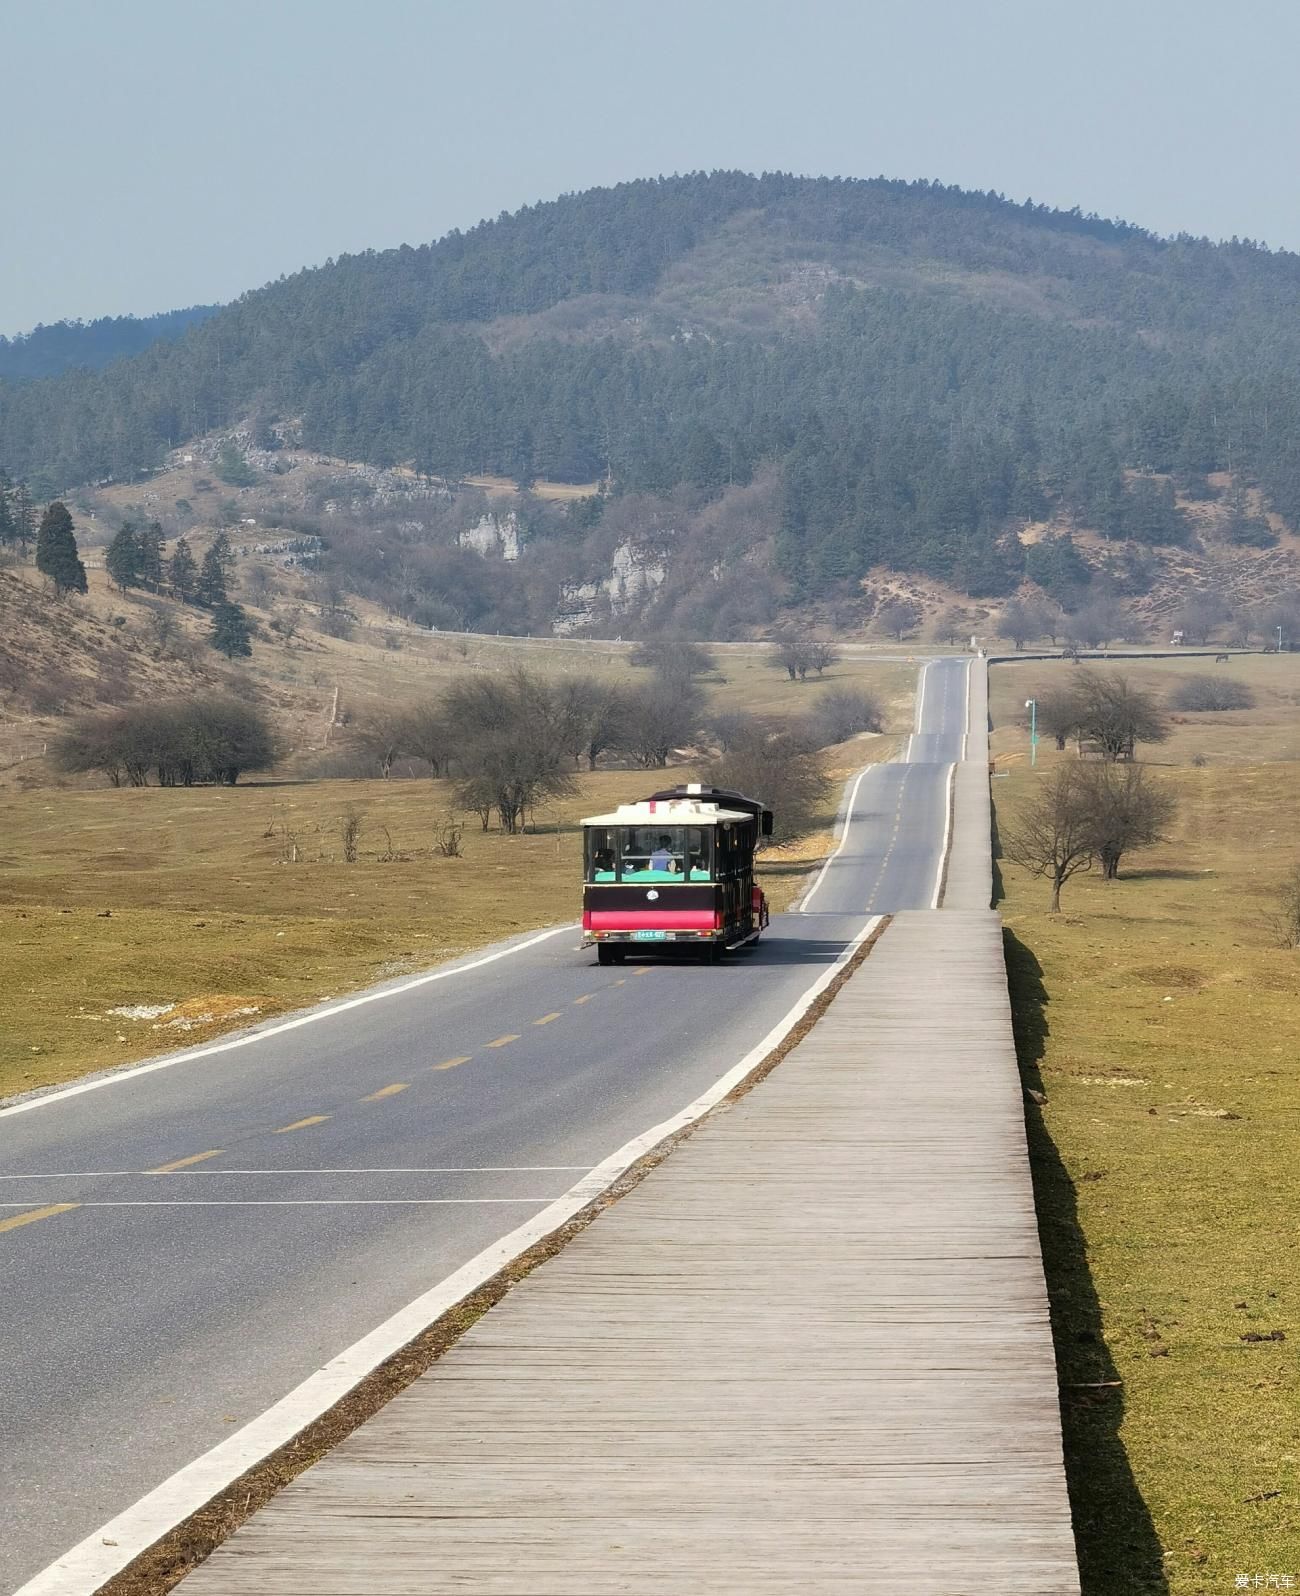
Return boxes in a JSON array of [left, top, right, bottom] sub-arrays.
[[581, 783, 773, 964]]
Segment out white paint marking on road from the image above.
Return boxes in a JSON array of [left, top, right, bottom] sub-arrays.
[[798, 763, 874, 912], [0, 924, 577, 1122], [11, 1199, 557, 1208], [0, 1166, 591, 1180], [931, 761, 957, 910], [12, 912, 882, 1596], [962, 654, 973, 761], [903, 657, 934, 764]]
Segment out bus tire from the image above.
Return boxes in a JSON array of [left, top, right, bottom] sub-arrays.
[[597, 945, 623, 966]]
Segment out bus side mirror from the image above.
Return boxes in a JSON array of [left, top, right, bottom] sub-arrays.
[[761, 812, 773, 837]]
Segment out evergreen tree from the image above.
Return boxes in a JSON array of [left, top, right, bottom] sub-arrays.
[[12, 485, 36, 552], [197, 540, 229, 607], [210, 600, 253, 658], [169, 536, 198, 602], [137, 520, 165, 589], [105, 521, 142, 591], [0, 474, 16, 550], [35, 501, 88, 596]]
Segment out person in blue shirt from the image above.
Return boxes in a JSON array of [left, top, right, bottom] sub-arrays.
[[648, 834, 675, 871]]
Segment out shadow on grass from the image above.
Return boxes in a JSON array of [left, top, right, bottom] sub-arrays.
[[1004, 928, 1169, 1596], [1117, 866, 1211, 882]]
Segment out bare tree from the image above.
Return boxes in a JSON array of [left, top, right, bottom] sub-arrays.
[[1268, 862, 1300, 948], [340, 809, 363, 863], [1025, 597, 1065, 645], [1080, 762, 1177, 879], [629, 638, 715, 678], [771, 627, 813, 681], [805, 637, 840, 676], [996, 598, 1036, 651], [1074, 671, 1170, 760], [1000, 763, 1096, 912], [931, 606, 968, 646], [1169, 675, 1256, 712], [1065, 597, 1130, 649], [552, 677, 629, 770], [705, 721, 829, 843], [809, 685, 884, 745], [1037, 684, 1086, 751], [618, 679, 702, 767], [875, 599, 922, 641], [1172, 592, 1231, 645]]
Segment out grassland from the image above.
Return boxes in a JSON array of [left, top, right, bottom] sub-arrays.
[[991, 654, 1300, 1594], [0, 661, 913, 1098]]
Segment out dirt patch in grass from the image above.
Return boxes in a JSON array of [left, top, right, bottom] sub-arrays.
[[993, 720, 1300, 1591]]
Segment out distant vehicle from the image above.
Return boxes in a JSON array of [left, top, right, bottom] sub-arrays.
[[581, 783, 772, 964]]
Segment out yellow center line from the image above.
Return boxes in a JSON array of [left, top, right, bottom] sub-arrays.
[[633, 967, 654, 976], [149, 1150, 224, 1174], [613, 978, 626, 986], [432, 1056, 472, 1072], [274, 1115, 331, 1134], [486, 1034, 521, 1048], [533, 1012, 562, 1026], [572, 994, 594, 1005], [362, 1083, 409, 1102], [0, 1203, 80, 1235]]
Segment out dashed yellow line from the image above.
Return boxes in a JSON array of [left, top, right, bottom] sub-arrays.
[[533, 1012, 562, 1026], [149, 1150, 224, 1174], [486, 1034, 521, 1048], [572, 994, 594, 1005], [274, 1115, 331, 1134], [0, 1203, 80, 1235], [432, 1056, 472, 1072], [362, 1083, 409, 1102]]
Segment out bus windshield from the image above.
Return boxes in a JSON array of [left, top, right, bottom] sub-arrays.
[[586, 826, 712, 882]]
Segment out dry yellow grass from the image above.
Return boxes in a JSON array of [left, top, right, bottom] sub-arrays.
[[992, 675, 1300, 1593]]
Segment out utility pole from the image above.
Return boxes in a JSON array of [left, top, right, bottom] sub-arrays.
[[1025, 698, 1038, 767]]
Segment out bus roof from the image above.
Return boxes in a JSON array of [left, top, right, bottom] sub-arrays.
[[581, 798, 755, 828]]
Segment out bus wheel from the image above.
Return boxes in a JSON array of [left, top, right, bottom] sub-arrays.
[[597, 945, 624, 966]]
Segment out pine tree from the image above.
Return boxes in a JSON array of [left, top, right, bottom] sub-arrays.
[[105, 521, 142, 591], [35, 501, 88, 596], [0, 473, 16, 550], [169, 536, 198, 602], [12, 484, 35, 552], [137, 520, 165, 590], [197, 542, 229, 607], [210, 600, 253, 658]]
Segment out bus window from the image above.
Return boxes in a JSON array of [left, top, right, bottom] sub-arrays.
[[616, 826, 711, 882], [585, 827, 616, 882]]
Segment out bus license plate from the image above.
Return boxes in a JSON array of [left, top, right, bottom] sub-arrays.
[[632, 930, 668, 941]]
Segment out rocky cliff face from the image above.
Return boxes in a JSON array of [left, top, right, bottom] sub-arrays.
[[458, 511, 522, 561], [554, 539, 667, 634]]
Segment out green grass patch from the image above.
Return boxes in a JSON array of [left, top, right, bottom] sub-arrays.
[[993, 718, 1300, 1592]]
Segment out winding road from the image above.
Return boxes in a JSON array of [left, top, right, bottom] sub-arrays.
[[0, 656, 969, 1594]]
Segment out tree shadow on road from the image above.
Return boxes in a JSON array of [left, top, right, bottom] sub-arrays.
[[1004, 928, 1169, 1596]]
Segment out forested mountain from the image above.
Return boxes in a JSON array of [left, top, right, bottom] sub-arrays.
[[4, 171, 1300, 612], [0, 306, 219, 381]]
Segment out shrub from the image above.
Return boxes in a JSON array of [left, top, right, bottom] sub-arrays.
[[53, 695, 278, 786], [809, 686, 884, 746], [1168, 674, 1256, 712]]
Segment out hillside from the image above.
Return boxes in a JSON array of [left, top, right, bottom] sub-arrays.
[[0, 306, 219, 381], [7, 172, 1300, 627]]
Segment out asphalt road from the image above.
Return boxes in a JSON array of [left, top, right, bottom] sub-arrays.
[[0, 656, 968, 1593]]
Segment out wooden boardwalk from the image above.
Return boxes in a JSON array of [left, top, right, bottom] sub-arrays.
[[184, 909, 1078, 1595]]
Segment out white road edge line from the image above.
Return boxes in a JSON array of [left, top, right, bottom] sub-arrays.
[[0, 1199, 559, 1209], [928, 658, 969, 908], [12, 912, 882, 1596], [963, 652, 973, 761], [0, 1166, 592, 1180], [0, 924, 577, 1121], [930, 762, 957, 910]]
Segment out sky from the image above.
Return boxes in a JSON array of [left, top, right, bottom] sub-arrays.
[[3, 0, 1299, 334]]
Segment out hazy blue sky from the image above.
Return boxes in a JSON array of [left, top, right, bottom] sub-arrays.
[[4, 0, 1298, 334]]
